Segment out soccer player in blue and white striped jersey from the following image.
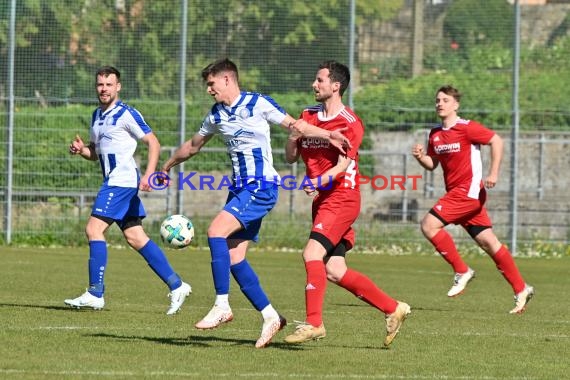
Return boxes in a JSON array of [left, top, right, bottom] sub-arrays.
[[65, 66, 191, 315], [161, 58, 348, 348]]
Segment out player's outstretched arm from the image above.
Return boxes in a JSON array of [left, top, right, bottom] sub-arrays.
[[161, 133, 211, 173], [281, 115, 350, 154]]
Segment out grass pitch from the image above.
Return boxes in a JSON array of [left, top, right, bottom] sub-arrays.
[[0, 246, 568, 379]]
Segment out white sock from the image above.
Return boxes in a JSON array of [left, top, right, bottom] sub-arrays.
[[215, 294, 230, 309], [261, 304, 279, 320]]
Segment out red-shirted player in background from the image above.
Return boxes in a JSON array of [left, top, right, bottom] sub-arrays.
[[412, 85, 534, 314], [283, 61, 410, 347]]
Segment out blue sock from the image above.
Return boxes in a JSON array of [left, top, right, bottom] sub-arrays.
[[138, 240, 182, 290], [88, 240, 107, 298], [231, 259, 270, 311], [208, 237, 231, 295]]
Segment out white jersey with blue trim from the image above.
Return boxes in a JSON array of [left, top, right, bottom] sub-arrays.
[[89, 100, 151, 188], [199, 91, 287, 185]]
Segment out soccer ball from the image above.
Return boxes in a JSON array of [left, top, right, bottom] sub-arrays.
[[160, 214, 194, 249]]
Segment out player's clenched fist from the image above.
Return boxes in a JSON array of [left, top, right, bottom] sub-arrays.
[[411, 143, 425, 160], [69, 135, 84, 155]]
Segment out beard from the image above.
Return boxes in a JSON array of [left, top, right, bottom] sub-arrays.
[[314, 93, 329, 102], [98, 93, 116, 107]]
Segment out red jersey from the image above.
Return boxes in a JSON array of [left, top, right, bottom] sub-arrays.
[[298, 105, 364, 191], [427, 118, 495, 199]]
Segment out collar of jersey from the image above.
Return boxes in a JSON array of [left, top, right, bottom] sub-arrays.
[[98, 101, 123, 120], [221, 92, 248, 117]]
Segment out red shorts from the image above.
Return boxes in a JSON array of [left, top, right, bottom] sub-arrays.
[[431, 187, 492, 228], [311, 189, 360, 250]]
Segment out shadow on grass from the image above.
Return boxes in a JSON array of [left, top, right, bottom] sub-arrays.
[[0, 302, 76, 311], [88, 332, 305, 350], [330, 301, 451, 312]]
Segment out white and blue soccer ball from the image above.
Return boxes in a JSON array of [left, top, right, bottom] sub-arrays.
[[160, 214, 194, 249]]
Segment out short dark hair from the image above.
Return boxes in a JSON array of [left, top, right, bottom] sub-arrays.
[[437, 85, 462, 102], [318, 60, 350, 96], [201, 58, 239, 82], [96, 66, 121, 82]]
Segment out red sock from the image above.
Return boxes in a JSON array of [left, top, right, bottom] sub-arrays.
[[430, 229, 469, 273], [305, 260, 327, 327], [491, 245, 526, 293], [338, 269, 398, 314]]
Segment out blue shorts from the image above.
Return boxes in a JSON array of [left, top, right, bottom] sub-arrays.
[[224, 184, 278, 242], [91, 185, 146, 227]]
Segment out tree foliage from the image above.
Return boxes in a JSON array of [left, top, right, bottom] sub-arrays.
[[443, 0, 514, 49], [0, 0, 402, 99]]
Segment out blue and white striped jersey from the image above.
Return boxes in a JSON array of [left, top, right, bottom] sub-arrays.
[[90, 101, 151, 188], [199, 91, 287, 186]]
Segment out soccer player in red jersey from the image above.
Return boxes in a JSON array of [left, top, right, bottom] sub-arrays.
[[412, 85, 534, 314], [283, 61, 410, 346]]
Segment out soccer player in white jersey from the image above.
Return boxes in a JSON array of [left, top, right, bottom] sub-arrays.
[[412, 85, 534, 314], [161, 58, 349, 348], [65, 66, 191, 315]]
